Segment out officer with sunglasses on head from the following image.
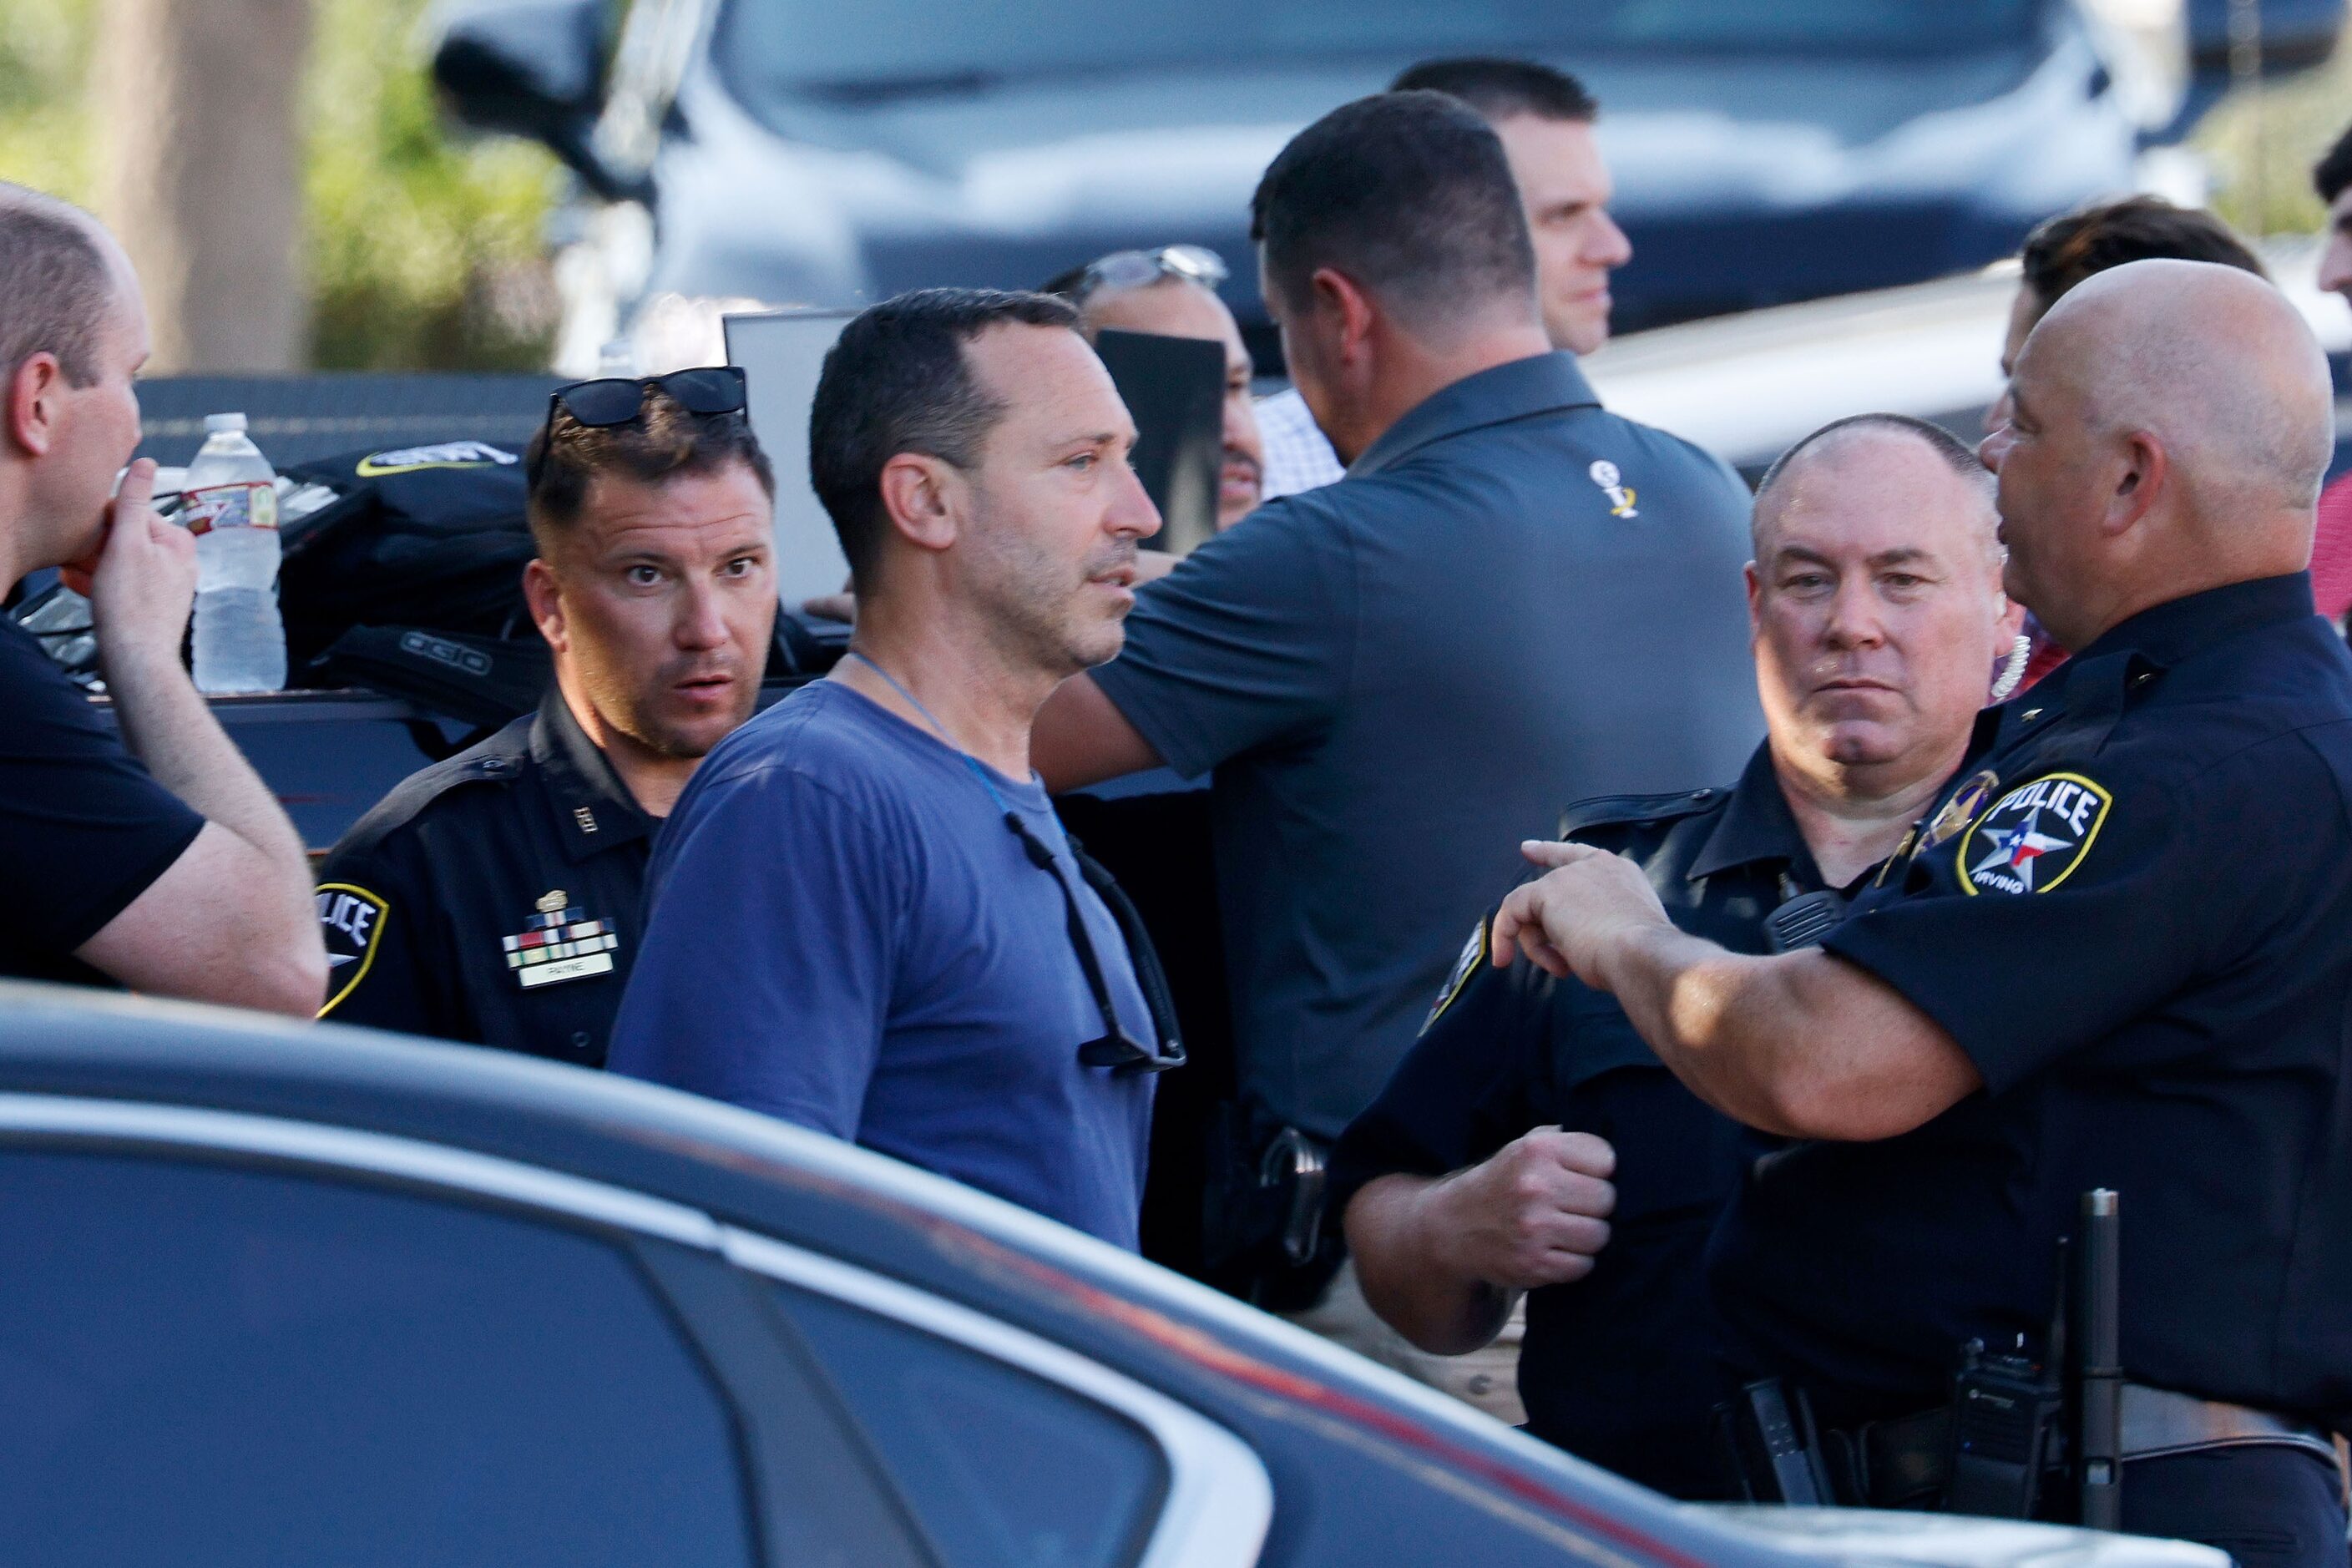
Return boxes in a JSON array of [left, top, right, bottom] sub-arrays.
[[608, 288, 1183, 1250], [316, 369, 778, 1066]]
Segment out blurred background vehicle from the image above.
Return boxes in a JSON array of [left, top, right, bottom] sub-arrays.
[[1583, 235, 2352, 473], [430, 0, 2344, 373], [0, 983, 2236, 1568]]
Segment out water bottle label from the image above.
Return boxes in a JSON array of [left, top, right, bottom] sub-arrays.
[[182, 481, 279, 536]]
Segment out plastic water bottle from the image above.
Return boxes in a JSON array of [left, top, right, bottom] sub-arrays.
[[180, 412, 285, 693]]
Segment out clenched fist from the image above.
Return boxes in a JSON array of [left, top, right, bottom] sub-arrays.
[[1428, 1126, 1617, 1289]]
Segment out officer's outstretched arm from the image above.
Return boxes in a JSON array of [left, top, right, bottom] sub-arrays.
[[1032, 675, 1163, 790], [1345, 1129, 1616, 1357], [1492, 842, 1980, 1141]]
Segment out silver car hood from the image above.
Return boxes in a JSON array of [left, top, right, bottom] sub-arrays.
[[1695, 1505, 2231, 1568]]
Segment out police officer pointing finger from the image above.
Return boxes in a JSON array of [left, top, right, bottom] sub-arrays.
[[1337, 417, 2021, 1496], [1495, 261, 2352, 1559], [316, 373, 777, 1065]]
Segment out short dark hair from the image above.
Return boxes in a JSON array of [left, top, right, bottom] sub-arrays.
[[808, 286, 1081, 584], [2019, 196, 2265, 311], [1388, 58, 1598, 124], [1250, 92, 1535, 330], [2314, 121, 2352, 205], [0, 185, 118, 389], [524, 388, 775, 552]]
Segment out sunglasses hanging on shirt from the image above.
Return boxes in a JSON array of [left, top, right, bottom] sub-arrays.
[[843, 651, 1186, 1076]]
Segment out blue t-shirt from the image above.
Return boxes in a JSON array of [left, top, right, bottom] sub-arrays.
[[607, 680, 1156, 1248]]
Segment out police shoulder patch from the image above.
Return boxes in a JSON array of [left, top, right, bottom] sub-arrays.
[[1422, 917, 1489, 1034], [315, 883, 390, 1014], [1957, 772, 2112, 896]]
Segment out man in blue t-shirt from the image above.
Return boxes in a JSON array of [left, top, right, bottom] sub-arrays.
[[608, 287, 1177, 1248]]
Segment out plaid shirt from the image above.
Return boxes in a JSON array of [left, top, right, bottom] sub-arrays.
[[1254, 387, 1345, 498]]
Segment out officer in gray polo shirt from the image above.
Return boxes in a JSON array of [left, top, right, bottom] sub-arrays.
[[1033, 92, 1759, 1378]]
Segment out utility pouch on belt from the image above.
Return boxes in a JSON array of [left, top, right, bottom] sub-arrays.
[[1712, 1379, 1832, 1504]]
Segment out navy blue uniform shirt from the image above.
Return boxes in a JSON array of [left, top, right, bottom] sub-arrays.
[[0, 618, 202, 986], [1714, 574, 2352, 1429], [609, 680, 1156, 1249], [1092, 352, 1762, 1140], [1331, 746, 1816, 1498], [316, 688, 651, 1066]]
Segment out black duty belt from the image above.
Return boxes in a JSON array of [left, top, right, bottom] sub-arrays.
[[1836, 1384, 2338, 1511]]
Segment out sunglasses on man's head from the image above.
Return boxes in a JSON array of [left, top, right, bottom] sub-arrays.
[[544, 366, 748, 432], [1070, 245, 1228, 305]]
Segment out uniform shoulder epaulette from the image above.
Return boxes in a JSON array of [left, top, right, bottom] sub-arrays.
[[333, 718, 534, 853], [1555, 785, 1727, 842]]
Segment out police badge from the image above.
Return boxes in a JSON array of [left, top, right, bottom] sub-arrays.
[[1422, 917, 1489, 1034], [1958, 772, 2112, 895], [1924, 767, 2000, 849]]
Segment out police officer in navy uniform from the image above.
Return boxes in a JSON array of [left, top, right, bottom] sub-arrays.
[[1333, 415, 2021, 1495], [1491, 262, 2352, 1560], [318, 371, 777, 1065]]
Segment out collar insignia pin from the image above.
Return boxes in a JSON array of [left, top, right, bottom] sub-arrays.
[[1588, 459, 1639, 518]]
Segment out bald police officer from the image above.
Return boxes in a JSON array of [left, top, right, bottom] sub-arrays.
[[1493, 261, 2352, 1559], [317, 372, 776, 1065]]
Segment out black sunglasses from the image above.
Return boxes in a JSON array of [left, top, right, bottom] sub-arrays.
[[1002, 812, 1187, 1077], [544, 366, 747, 432]]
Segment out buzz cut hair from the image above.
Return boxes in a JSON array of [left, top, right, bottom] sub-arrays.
[[1753, 412, 1995, 549], [1388, 58, 1599, 124], [0, 183, 119, 389]]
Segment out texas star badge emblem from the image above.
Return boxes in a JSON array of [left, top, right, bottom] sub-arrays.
[[1958, 771, 2112, 895]]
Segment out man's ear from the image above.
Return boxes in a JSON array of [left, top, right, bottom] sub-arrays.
[[1743, 559, 1764, 636], [877, 452, 963, 554], [1308, 266, 1378, 367], [2104, 430, 2168, 539], [1995, 586, 2026, 645], [523, 557, 567, 654], [5, 352, 63, 459]]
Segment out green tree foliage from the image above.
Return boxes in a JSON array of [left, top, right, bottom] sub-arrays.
[[0, 0, 563, 370], [2195, 46, 2352, 238], [306, 0, 564, 369]]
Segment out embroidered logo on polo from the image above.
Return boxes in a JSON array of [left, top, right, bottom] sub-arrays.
[[1588, 459, 1638, 518], [1424, 917, 1489, 1034], [1958, 772, 2112, 896], [503, 888, 619, 989], [316, 883, 389, 1016]]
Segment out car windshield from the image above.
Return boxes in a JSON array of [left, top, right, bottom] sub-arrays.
[[717, 0, 2045, 97]]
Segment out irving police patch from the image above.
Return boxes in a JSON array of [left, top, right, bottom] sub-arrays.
[[316, 883, 389, 1015], [1423, 917, 1489, 1034], [1958, 772, 2112, 896]]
